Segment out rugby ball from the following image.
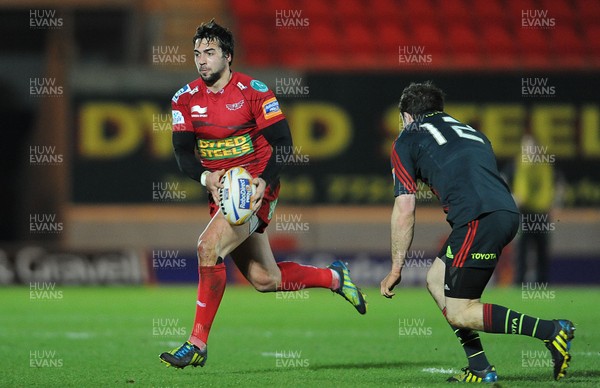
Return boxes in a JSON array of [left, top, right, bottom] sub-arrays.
[[218, 167, 256, 225]]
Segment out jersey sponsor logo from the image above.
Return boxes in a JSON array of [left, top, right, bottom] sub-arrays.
[[191, 105, 208, 117], [189, 86, 199, 95], [226, 99, 245, 111], [250, 79, 269, 92], [172, 84, 190, 102], [197, 134, 254, 160], [236, 81, 247, 90], [470, 253, 497, 260], [172, 110, 184, 125], [262, 97, 282, 120]]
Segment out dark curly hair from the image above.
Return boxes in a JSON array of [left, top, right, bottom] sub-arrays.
[[192, 19, 234, 65], [399, 81, 445, 116]]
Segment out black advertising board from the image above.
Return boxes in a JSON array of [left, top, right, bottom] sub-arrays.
[[72, 72, 600, 206]]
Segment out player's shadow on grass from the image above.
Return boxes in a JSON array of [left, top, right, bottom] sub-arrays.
[[309, 361, 432, 370]]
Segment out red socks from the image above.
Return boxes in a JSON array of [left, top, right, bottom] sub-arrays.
[[189, 263, 226, 349], [276, 261, 336, 290]]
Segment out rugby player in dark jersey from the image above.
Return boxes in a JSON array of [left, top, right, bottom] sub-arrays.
[[381, 82, 574, 382], [159, 20, 366, 369]]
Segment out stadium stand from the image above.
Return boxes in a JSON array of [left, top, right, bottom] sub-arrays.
[[230, 0, 598, 70]]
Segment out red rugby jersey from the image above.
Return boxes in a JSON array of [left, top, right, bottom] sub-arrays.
[[171, 72, 285, 177]]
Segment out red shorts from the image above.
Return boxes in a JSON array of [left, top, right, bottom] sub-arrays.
[[208, 183, 280, 234]]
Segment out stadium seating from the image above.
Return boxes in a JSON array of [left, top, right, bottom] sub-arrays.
[[229, 0, 597, 70]]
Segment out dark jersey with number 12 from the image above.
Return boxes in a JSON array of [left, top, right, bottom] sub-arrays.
[[391, 111, 518, 227]]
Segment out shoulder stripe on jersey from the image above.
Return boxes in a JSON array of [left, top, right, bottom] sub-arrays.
[[391, 148, 416, 193]]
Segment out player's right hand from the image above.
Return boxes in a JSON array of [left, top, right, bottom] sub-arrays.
[[206, 169, 225, 201], [380, 268, 402, 299]]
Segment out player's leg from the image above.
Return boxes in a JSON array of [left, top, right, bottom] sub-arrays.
[[426, 257, 445, 310], [427, 257, 492, 378], [444, 211, 575, 381], [231, 184, 366, 314], [230, 230, 331, 292], [515, 229, 528, 285], [445, 292, 575, 381], [160, 209, 254, 368], [230, 227, 367, 314]]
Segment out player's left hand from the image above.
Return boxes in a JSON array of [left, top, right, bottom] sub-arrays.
[[250, 177, 266, 212], [380, 267, 402, 299]]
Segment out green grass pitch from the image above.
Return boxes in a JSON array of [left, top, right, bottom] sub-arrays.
[[1, 285, 598, 387]]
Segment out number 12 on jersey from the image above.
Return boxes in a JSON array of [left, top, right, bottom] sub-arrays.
[[421, 116, 484, 145]]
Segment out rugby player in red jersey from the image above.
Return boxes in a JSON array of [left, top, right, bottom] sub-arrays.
[[381, 82, 574, 382], [159, 20, 366, 369]]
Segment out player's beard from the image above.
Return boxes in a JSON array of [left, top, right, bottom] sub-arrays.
[[199, 66, 225, 87]]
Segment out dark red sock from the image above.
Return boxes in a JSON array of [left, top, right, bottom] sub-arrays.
[[277, 261, 333, 290], [189, 263, 226, 348]]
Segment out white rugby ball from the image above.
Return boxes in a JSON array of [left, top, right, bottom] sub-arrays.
[[218, 167, 256, 225]]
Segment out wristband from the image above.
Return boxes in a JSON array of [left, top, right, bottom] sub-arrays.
[[200, 171, 210, 187]]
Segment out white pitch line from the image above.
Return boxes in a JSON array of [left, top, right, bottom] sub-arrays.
[[65, 332, 93, 339], [421, 367, 458, 374], [571, 351, 600, 357]]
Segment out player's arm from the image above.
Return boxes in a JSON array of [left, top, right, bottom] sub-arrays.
[[260, 118, 292, 188], [381, 139, 417, 298], [391, 194, 416, 269], [250, 118, 292, 210], [381, 194, 416, 298], [171, 93, 206, 184], [172, 132, 224, 199], [173, 131, 203, 182]]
